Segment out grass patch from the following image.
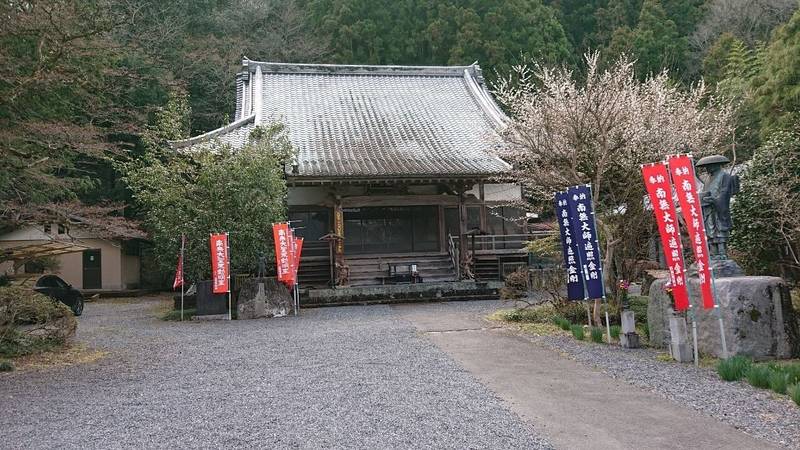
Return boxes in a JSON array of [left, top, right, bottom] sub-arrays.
[[590, 327, 604, 343], [789, 383, 800, 406], [717, 356, 752, 381], [0, 360, 13, 372], [656, 352, 674, 362], [571, 324, 585, 340], [161, 308, 196, 321], [745, 365, 773, 389], [552, 316, 571, 331], [769, 370, 790, 394], [610, 325, 621, 340]]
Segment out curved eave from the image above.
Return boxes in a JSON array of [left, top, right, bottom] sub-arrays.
[[169, 114, 256, 150]]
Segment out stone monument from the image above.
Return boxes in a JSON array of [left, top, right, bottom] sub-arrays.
[[648, 155, 799, 360], [237, 277, 294, 319]]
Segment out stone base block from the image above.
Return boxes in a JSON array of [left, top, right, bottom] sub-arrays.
[[649, 276, 800, 359], [238, 277, 293, 319], [620, 332, 640, 349]]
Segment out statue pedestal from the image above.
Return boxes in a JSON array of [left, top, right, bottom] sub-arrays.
[[237, 277, 294, 319], [649, 276, 800, 359]]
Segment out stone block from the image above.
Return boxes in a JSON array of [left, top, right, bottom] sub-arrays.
[[669, 315, 694, 363], [237, 277, 294, 319], [648, 276, 800, 359], [620, 310, 640, 348]]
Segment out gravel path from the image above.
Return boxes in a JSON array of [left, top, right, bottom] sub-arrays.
[[527, 333, 800, 449], [0, 298, 551, 449]]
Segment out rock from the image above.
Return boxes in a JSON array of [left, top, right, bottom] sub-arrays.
[[237, 277, 294, 319], [648, 276, 800, 359], [642, 269, 669, 296], [687, 259, 744, 278]]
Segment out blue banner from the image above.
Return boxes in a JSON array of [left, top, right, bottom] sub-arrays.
[[566, 185, 605, 299], [555, 192, 585, 301]]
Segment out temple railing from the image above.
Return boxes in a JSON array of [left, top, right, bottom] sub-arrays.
[[450, 231, 554, 253]]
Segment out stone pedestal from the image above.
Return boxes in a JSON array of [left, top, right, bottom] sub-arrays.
[[237, 277, 294, 319], [669, 315, 694, 362], [620, 310, 640, 348], [649, 276, 800, 359]]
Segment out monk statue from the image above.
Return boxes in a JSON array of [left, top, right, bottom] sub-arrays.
[[696, 155, 739, 261]]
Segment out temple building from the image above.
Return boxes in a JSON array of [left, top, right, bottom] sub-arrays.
[[174, 60, 539, 291]]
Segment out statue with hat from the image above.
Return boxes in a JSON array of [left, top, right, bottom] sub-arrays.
[[696, 155, 740, 261]]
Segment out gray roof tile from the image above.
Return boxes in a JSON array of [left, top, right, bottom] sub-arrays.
[[174, 61, 511, 179]]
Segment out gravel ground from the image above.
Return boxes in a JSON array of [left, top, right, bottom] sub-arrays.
[[0, 298, 551, 449], [527, 333, 800, 449]]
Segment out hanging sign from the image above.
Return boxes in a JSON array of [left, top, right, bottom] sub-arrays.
[[209, 233, 230, 294], [667, 154, 715, 309], [554, 192, 585, 300], [641, 163, 689, 311], [272, 223, 291, 282], [566, 185, 605, 299]]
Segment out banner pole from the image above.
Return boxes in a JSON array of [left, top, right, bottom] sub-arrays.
[[227, 232, 232, 321], [690, 306, 699, 366], [180, 233, 185, 322], [710, 266, 729, 358]]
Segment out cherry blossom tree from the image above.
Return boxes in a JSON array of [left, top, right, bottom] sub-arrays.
[[494, 52, 736, 321]]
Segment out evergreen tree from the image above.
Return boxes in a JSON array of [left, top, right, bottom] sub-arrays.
[[752, 8, 800, 133]]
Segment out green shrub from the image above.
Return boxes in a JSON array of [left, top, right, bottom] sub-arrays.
[[161, 308, 197, 321], [745, 365, 772, 389], [788, 383, 800, 406], [0, 286, 77, 357], [0, 360, 13, 372], [628, 296, 649, 325], [783, 364, 800, 385], [556, 301, 589, 325], [590, 327, 604, 343], [769, 370, 789, 394], [610, 325, 621, 339], [571, 325, 585, 340], [717, 356, 752, 381]]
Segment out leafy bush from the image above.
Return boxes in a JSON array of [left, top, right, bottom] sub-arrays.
[[628, 296, 649, 325], [500, 268, 529, 300], [500, 306, 556, 324], [590, 327, 604, 343], [571, 325, 585, 340], [161, 308, 197, 321], [784, 364, 800, 384], [0, 286, 77, 357], [789, 383, 800, 406], [556, 301, 589, 325], [717, 356, 752, 381], [768, 370, 789, 394], [610, 325, 621, 339], [0, 360, 13, 372], [746, 365, 773, 389]]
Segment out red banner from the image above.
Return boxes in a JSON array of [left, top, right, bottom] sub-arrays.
[[290, 236, 304, 285], [668, 154, 715, 309], [642, 163, 689, 311], [173, 252, 184, 290], [272, 223, 291, 283], [210, 233, 230, 294]]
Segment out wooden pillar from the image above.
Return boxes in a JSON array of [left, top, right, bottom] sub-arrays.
[[332, 193, 346, 286], [458, 184, 469, 277]]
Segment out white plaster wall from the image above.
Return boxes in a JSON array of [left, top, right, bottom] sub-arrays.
[[288, 186, 330, 206]]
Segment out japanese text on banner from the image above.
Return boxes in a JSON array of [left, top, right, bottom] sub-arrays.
[[641, 163, 689, 311], [272, 223, 291, 282], [668, 154, 715, 309], [566, 185, 605, 299], [209, 233, 230, 294], [555, 192, 585, 300]]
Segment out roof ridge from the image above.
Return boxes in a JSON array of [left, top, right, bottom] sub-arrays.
[[242, 59, 481, 78], [170, 114, 255, 150]]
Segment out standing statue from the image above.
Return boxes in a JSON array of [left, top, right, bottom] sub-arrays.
[[257, 251, 268, 278], [696, 155, 739, 260]]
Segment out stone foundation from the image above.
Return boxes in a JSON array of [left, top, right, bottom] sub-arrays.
[[648, 276, 800, 359], [237, 277, 294, 319]]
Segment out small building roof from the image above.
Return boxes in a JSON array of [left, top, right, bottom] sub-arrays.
[[173, 60, 512, 181]]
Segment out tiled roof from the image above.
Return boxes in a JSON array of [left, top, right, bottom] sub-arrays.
[[173, 61, 511, 180]]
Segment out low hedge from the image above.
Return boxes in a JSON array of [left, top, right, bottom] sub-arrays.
[[0, 286, 77, 357]]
